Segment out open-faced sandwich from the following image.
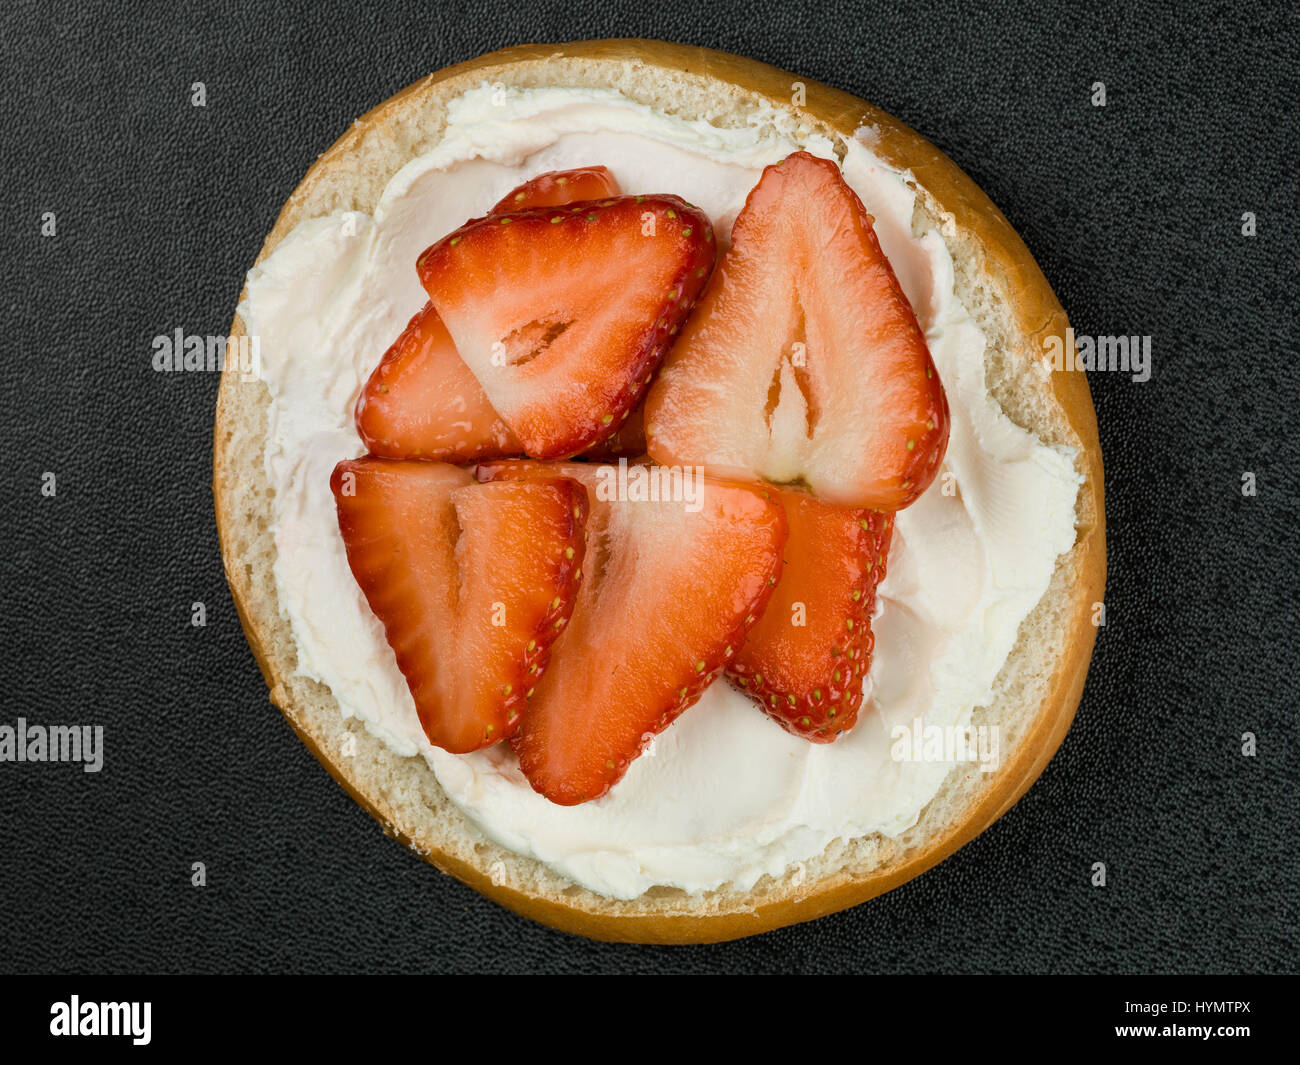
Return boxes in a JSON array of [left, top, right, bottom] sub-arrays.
[[215, 40, 1105, 943]]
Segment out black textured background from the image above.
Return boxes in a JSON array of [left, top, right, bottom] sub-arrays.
[[1, 0, 1296, 975]]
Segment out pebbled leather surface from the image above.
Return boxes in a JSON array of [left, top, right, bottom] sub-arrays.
[[1, 0, 1295, 974]]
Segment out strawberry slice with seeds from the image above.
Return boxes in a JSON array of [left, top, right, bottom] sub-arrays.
[[477, 460, 786, 805], [645, 151, 949, 510], [490, 165, 619, 213], [330, 457, 586, 753], [355, 306, 521, 461], [580, 397, 647, 460], [419, 195, 715, 459], [356, 167, 622, 463], [727, 486, 893, 741]]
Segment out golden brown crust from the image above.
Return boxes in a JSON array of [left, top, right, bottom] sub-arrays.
[[214, 38, 1106, 944]]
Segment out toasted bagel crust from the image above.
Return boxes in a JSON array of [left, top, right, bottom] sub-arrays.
[[214, 39, 1105, 944]]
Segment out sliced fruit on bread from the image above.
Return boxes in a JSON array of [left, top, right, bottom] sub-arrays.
[[420, 195, 715, 459], [644, 151, 949, 510], [728, 486, 894, 741], [355, 166, 622, 462], [330, 457, 587, 754], [477, 459, 786, 805]]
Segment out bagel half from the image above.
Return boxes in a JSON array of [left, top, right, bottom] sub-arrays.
[[213, 39, 1106, 944]]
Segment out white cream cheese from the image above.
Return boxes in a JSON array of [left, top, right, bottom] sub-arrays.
[[240, 85, 1083, 901]]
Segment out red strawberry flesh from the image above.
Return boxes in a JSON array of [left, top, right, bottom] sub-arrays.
[[419, 196, 715, 459], [728, 486, 893, 741], [355, 305, 520, 461], [330, 457, 586, 753], [645, 151, 949, 510], [490, 166, 620, 213]]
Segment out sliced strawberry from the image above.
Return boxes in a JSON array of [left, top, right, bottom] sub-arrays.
[[580, 397, 647, 460], [419, 196, 715, 460], [330, 457, 586, 754], [355, 305, 521, 461], [356, 167, 623, 463], [476, 460, 786, 805], [727, 486, 893, 741], [645, 151, 949, 510], [490, 165, 619, 213]]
